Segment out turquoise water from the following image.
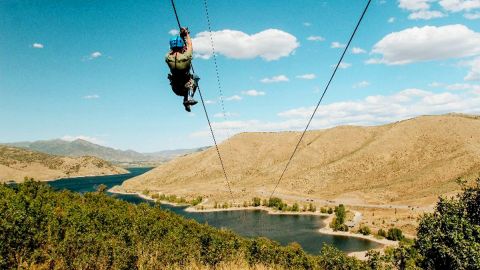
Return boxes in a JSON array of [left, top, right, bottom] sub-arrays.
[[48, 168, 381, 254]]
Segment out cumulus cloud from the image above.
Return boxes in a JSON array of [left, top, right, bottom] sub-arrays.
[[61, 135, 104, 145], [337, 62, 352, 69], [353, 81, 370, 88], [307, 36, 325, 41], [303, 22, 312, 27], [464, 11, 480, 18], [168, 29, 179, 35], [399, 0, 431, 11], [439, 0, 480, 12], [408, 10, 446, 19], [331, 41, 346, 48], [446, 82, 480, 91], [399, 0, 447, 20], [241, 89, 266, 96], [214, 112, 239, 118], [192, 29, 299, 61], [225, 95, 242, 101], [296, 74, 316, 80], [205, 100, 216, 104], [191, 88, 480, 140], [351, 47, 366, 54], [83, 94, 100, 99], [388, 17, 396, 23], [368, 24, 480, 65], [260, 75, 289, 83], [32, 43, 44, 49], [464, 57, 480, 81]]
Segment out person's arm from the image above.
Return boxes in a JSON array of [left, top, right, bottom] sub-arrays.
[[180, 27, 192, 54]]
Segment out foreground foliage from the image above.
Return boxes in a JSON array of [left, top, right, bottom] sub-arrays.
[[2, 178, 480, 269], [0, 181, 365, 270]]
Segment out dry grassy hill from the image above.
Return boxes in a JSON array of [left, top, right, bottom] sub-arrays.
[[0, 146, 129, 183], [119, 114, 480, 208]]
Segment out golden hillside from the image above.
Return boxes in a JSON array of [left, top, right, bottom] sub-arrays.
[[0, 146, 129, 183], [119, 114, 480, 207]]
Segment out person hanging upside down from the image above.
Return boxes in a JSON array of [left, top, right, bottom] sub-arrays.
[[165, 27, 199, 112]]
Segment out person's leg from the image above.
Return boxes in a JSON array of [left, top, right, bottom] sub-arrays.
[[184, 76, 198, 106]]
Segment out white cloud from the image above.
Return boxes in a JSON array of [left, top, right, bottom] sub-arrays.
[[353, 81, 370, 88], [464, 11, 480, 18], [32, 43, 44, 49], [429, 81, 444, 87], [168, 29, 179, 35], [352, 47, 366, 54], [87, 51, 102, 60], [303, 22, 312, 27], [388, 17, 396, 23], [205, 100, 216, 104], [446, 83, 480, 91], [260, 75, 289, 83], [399, 0, 431, 11], [337, 62, 352, 69], [439, 0, 480, 12], [296, 74, 316, 80], [331, 41, 346, 48], [307, 36, 325, 41], [214, 112, 239, 118], [368, 24, 480, 65], [408, 10, 446, 19], [225, 95, 242, 101], [464, 57, 480, 81], [192, 88, 480, 140], [83, 94, 100, 99], [61, 135, 104, 145], [192, 29, 299, 61], [241, 89, 266, 96]]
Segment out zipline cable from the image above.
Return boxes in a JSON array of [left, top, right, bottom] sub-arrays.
[[269, 0, 372, 199], [170, 0, 235, 201]]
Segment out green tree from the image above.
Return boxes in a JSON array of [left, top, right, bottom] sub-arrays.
[[415, 179, 480, 269]]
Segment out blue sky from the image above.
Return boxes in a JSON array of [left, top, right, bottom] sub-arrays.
[[1, 0, 480, 152]]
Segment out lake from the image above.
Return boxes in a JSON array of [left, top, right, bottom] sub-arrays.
[[48, 167, 381, 254]]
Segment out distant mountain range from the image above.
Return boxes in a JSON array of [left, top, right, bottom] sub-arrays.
[[2, 139, 208, 164]]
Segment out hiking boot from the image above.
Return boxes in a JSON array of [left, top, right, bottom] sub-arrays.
[[184, 104, 191, 112], [185, 99, 198, 106]]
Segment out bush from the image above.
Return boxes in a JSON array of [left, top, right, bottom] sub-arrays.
[[377, 229, 387, 238], [308, 203, 316, 212], [327, 207, 333, 214], [0, 181, 367, 269], [358, 225, 371, 235], [291, 203, 299, 212], [252, 197, 261, 207], [191, 196, 203, 206], [386, 228, 404, 241], [267, 197, 283, 209], [320, 207, 327, 213]]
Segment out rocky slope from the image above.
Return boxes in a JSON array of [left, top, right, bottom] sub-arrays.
[[0, 146, 129, 183]]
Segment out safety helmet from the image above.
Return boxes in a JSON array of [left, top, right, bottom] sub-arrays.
[[169, 36, 184, 49]]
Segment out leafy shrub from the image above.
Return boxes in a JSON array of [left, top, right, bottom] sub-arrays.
[[386, 228, 404, 241], [0, 180, 366, 269], [252, 197, 261, 207], [377, 229, 387, 238], [358, 225, 371, 235]]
